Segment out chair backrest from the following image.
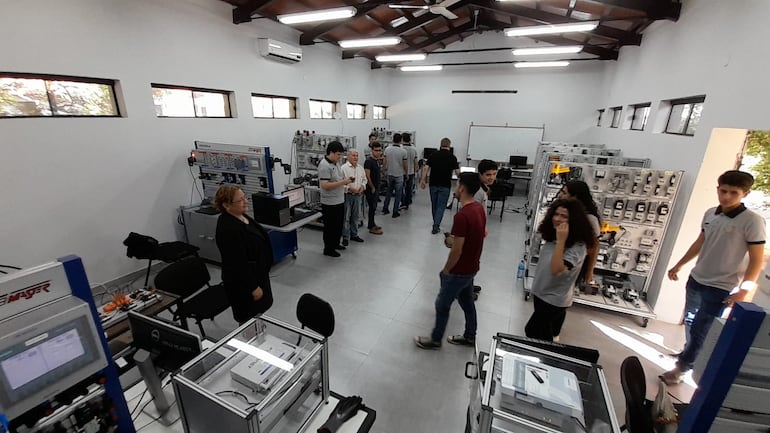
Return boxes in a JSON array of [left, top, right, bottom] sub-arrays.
[[154, 256, 210, 299], [123, 232, 159, 259], [488, 182, 510, 200], [498, 167, 512, 181], [620, 356, 654, 433], [296, 293, 335, 338]]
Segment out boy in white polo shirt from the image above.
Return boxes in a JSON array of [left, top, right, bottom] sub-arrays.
[[662, 170, 765, 385]]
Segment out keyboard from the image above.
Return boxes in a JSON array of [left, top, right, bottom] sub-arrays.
[[196, 206, 220, 215], [290, 209, 317, 222]]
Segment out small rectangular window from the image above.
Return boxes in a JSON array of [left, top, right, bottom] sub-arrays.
[[309, 99, 337, 119], [630, 103, 651, 131], [346, 103, 366, 120], [0, 73, 119, 118], [610, 106, 622, 128], [251, 94, 297, 119], [373, 105, 387, 120], [665, 96, 705, 136], [152, 84, 232, 118], [596, 109, 605, 127]]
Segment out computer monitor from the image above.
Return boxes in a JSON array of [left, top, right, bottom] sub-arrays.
[[423, 147, 438, 159], [460, 166, 477, 173], [509, 155, 528, 168], [128, 312, 201, 372], [282, 186, 305, 208]]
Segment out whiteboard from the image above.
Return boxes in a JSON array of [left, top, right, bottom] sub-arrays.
[[467, 124, 544, 164]]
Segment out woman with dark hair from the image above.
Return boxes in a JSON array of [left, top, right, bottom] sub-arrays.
[[214, 185, 274, 324], [558, 180, 601, 284], [525, 199, 597, 341]]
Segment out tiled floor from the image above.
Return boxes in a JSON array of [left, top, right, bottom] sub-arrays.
[[137, 190, 696, 433]]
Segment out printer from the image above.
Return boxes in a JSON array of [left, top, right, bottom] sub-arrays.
[[252, 193, 290, 227]]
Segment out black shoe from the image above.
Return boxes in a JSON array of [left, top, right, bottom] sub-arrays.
[[382, 209, 390, 215], [323, 250, 341, 257], [414, 336, 441, 350], [447, 335, 475, 346], [431, 227, 440, 234], [473, 285, 482, 293], [350, 236, 364, 243], [342, 239, 349, 247], [399, 205, 409, 210], [392, 212, 400, 218], [334, 244, 346, 250]]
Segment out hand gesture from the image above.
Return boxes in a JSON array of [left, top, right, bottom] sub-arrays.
[[667, 266, 680, 281], [555, 222, 569, 243], [252, 287, 263, 301], [420, 180, 427, 190], [724, 291, 747, 307]]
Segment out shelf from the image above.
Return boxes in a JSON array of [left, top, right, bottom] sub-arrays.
[[572, 291, 655, 318]]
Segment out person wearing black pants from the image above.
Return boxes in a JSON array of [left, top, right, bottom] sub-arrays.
[[318, 141, 354, 257], [364, 142, 383, 234], [525, 296, 567, 341]]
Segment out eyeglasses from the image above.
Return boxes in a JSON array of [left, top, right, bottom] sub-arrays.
[[233, 196, 249, 203]]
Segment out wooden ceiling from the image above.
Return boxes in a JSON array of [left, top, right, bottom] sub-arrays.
[[224, 0, 681, 67]]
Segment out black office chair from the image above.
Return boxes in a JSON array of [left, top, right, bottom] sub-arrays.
[[497, 167, 513, 183], [620, 356, 655, 433], [487, 182, 513, 221], [123, 232, 199, 289], [296, 293, 335, 338], [153, 256, 230, 338]]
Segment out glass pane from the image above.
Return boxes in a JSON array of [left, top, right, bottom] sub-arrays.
[[596, 110, 603, 127], [192, 91, 228, 117], [0, 77, 52, 116], [321, 101, 333, 119], [611, 109, 621, 127], [309, 100, 322, 119], [373, 106, 385, 120], [666, 103, 691, 134], [48, 80, 117, 116], [153, 88, 195, 117], [686, 103, 703, 135], [347, 104, 364, 119], [631, 106, 650, 130], [273, 98, 293, 119], [251, 96, 273, 118]]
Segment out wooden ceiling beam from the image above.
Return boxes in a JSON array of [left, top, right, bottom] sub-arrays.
[[577, 0, 681, 20], [232, 0, 275, 24], [298, 0, 396, 45]]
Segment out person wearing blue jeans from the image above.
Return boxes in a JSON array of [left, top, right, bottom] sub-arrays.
[[421, 137, 459, 234], [382, 134, 407, 218], [382, 175, 404, 217], [429, 186, 451, 232], [416, 173, 487, 349], [662, 170, 765, 385]]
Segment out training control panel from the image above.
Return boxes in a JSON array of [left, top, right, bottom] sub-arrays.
[[192, 141, 274, 199]]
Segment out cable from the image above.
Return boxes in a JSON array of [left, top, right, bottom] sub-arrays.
[[214, 390, 257, 406], [129, 388, 149, 419], [133, 401, 179, 432], [189, 166, 204, 203], [0, 264, 21, 269]]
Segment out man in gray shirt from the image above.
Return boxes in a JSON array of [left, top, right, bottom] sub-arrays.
[[400, 132, 419, 210], [382, 133, 408, 218], [318, 141, 354, 257]]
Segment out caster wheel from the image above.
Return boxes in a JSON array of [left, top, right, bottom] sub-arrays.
[[524, 292, 530, 301], [641, 318, 649, 328]]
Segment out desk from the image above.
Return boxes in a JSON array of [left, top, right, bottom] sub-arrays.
[[503, 167, 533, 195], [105, 290, 179, 357]]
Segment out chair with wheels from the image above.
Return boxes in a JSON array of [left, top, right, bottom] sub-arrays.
[[123, 232, 199, 289], [296, 293, 335, 339], [153, 256, 230, 338], [487, 182, 513, 221]]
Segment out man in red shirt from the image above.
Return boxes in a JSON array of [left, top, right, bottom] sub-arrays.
[[416, 172, 487, 349]]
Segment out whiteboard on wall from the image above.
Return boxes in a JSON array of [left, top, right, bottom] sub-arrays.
[[467, 124, 544, 164]]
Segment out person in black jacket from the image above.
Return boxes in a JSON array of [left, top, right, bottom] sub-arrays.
[[214, 185, 274, 324]]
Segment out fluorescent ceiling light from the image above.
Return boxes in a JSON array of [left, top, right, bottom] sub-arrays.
[[513, 45, 583, 56], [514, 61, 570, 68], [376, 53, 427, 62], [505, 21, 599, 37], [400, 65, 443, 72], [278, 6, 356, 25], [339, 37, 401, 49], [226, 339, 294, 372], [390, 16, 409, 27]]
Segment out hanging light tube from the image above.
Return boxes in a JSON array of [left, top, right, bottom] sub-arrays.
[[376, 53, 427, 62], [400, 65, 443, 72], [278, 6, 357, 25], [514, 61, 570, 68], [338, 37, 401, 49], [513, 45, 583, 56], [505, 21, 599, 37]]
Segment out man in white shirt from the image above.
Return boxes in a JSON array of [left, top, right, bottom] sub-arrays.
[[401, 132, 419, 210], [341, 149, 367, 245]]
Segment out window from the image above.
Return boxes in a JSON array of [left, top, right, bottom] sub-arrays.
[[0, 73, 119, 118], [596, 109, 605, 127], [346, 103, 366, 120], [251, 94, 297, 119], [630, 103, 651, 131], [610, 106, 622, 128], [665, 96, 705, 136], [309, 99, 337, 119], [373, 105, 387, 120], [151, 84, 231, 118]]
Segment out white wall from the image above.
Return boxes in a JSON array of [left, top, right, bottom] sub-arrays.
[[592, 0, 770, 322], [0, 0, 392, 284]]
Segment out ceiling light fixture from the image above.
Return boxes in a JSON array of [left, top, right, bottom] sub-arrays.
[[376, 54, 427, 62], [514, 61, 570, 68], [505, 21, 599, 37], [513, 45, 583, 56], [277, 6, 357, 25], [339, 37, 401, 49], [400, 65, 443, 72]]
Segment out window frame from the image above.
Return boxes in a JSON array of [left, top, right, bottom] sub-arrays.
[[629, 103, 651, 131], [596, 109, 605, 127], [250, 93, 297, 119], [609, 106, 622, 128], [373, 105, 387, 120], [346, 102, 367, 120], [664, 96, 706, 137], [308, 98, 338, 120], [151, 83, 233, 118], [0, 72, 120, 118]]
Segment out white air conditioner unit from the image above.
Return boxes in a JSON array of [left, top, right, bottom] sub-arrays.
[[257, 38, 302, 63]]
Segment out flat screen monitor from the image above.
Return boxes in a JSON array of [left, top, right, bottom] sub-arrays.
[[282, 187, 305, 208], [423, 147, 438, 159], [128, 312, 201, 372], [509, 155, 528, 167], [460, 166, 477, 173]]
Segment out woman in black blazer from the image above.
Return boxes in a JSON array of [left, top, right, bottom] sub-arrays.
[[214, 186, 274, 324]]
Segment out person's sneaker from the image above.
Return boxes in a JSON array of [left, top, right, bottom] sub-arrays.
[[334, 244, 346, 250], [342, 239, 349, 247], [369, 227, 383, 235], [431, 227, 440, 234], [392, 212, 401, 218], [351, 236, 364, 243], [382, 209, 390, 215], [323, 250, 341, 257], [660, 368, 685, 385], [399, 205, 409, 210], [447, 335, 475, 346], [473, 285, 482, 293], [414, 336, 441, 350]]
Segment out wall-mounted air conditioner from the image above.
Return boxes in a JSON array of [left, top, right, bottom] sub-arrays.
[[257, 38, 302, 63]]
